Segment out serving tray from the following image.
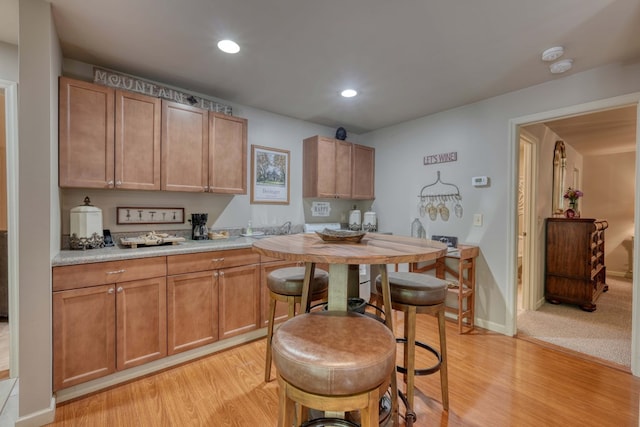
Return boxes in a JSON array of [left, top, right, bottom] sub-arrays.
[[120, 233, 185, 248]]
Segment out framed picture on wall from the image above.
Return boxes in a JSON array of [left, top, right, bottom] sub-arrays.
[[251, 145, 290, 204]]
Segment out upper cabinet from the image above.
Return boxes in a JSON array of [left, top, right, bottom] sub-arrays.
[[59, 77, 247, 195], [351, 143, 375, 200], [59, 77, 115, 188], [161, 101, 209, 192], [303, 135, 374, 199], [208, 112, 247, 194]]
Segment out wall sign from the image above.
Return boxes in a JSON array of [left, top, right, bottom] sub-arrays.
[[93, 67, 233, 114], [117, 207, 184, 224], [424, 151, 458, 165]]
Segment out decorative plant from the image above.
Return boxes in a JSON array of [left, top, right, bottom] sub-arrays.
[[564, 187, 583, 205]]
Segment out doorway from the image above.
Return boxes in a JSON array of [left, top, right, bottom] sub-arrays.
[[512, 99, 639, 372]]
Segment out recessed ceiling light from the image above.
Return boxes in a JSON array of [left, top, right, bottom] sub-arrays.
[[217, 39, 240, 54], [341, 89, 358, 98], [542, 46, 564, 62], [549, 59, 573, 74]]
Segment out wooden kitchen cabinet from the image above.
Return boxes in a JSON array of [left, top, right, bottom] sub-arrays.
[[209, 112, 247, 194], [303, 135, 375, 199], [351, 143, 375, 200], [162, 101, 248, 194], [115, 89, 161, 190], [161, 100, 209, 192], [52, 257, 167, 390], [545, 218, 608, 311], [59, 76, 115, 188], [166, 248, 261, 354], [303, 135, 353, 198], [59, 77, 161, 190]]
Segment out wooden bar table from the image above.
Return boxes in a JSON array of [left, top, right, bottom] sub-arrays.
[[253, 232, 447, 425]]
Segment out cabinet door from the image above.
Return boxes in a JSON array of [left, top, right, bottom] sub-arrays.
[[59, 77, 115, 189], [167, 271, 219, 355], [334, 140, 353, 198], [209, 112, 247, 194], [116, 277, 167, 370], [161, 101, 209, 192], [260, 261, 298, 327], [53, 284, 116, 391], [303, 136, 352, 198], [351, 143, 375, 200], [115, 90, 161, 190], [219, 264, 261, 340]]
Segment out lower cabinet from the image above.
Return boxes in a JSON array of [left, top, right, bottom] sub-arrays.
[[53, 248, 267, 391], [53, 275, 167, 391], [166, 248, 261, 355]]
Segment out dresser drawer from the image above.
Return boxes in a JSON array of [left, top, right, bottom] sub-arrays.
[[167, 248, 260, 275], [53, 256, 167, 291]]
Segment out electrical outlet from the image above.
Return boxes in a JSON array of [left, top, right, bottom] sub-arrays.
[[473, 214, 483, 227]]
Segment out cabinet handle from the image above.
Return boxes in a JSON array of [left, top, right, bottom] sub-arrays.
[[117, 287, 123, 293], [108, 288, 115, 294], [211, 258, 224, 263], [106, 269, 126, 275], [214, 272, 219, 278], [219, 272, 224, 277], [116, 180, 122, 186], [204, 185, 209, 191], [106, 180, 114, 188]]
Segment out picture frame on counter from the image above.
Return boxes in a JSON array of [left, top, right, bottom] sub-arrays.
[[116, 207, 185, 224], [251, 145, 290, 204]]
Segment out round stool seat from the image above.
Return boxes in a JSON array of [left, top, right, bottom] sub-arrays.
[[272, 311, 396, 396], [377, 272, 448, 306], [267, 266, 329, 296]]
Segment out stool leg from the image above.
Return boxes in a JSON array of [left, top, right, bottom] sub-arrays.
[[406, 306, 417, 410], [287, 295, 296, 319], [265, 294, 277, 382], [277, 375, 295, 427], [438, 307, 449, 410], [361, 388, 379, 427]]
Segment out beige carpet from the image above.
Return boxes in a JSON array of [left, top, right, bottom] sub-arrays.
[[517, 276, 632, 367]]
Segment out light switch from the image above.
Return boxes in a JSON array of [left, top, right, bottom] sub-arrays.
[[473, 214, 483, 227]]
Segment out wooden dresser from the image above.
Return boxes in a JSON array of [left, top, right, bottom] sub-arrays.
[[545, 218, 608, 311]]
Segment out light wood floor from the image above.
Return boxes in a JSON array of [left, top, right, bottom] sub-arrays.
[[47, 312, 640, 427]]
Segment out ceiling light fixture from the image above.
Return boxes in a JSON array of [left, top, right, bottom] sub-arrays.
[[549, 59, 573, 74], [341, 89, 358, 98], [542, 46, 564, 62], [217, 39, 240, 54]]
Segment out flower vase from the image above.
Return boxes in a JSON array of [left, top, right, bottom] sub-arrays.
[[565, 201, 579, 218]]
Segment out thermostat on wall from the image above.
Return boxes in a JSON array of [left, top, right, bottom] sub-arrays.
[[472, 176, 488, 187]]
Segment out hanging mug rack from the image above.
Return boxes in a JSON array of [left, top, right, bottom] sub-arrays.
[[417, 171, 463, 220]]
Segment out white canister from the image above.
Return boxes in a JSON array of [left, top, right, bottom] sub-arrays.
[[349, 209, 361, 230], [363, 211, 377, 231], [70, 197, 103, 248]]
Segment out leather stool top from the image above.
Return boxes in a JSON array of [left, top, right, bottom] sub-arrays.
[[376, 272, 447, 306], [267, 266, 328, 296], [272, 311, 396, 396]]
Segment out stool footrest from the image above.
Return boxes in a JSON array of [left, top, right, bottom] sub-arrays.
[[395, 338, 442, 376]]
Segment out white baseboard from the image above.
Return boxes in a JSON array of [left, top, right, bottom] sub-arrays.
[[15, 396, 55, 427]]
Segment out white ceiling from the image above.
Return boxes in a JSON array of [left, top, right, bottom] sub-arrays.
[[2, 0, 640, 137]]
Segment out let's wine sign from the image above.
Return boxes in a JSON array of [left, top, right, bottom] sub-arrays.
[[424, 151, 457, 166]]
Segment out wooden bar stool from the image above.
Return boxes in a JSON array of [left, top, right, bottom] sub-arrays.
[[272, 311, 396, 427], [265, 266, 329, 382], [375, 271, 449, 413]]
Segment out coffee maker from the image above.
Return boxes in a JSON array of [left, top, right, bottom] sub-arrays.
[[190, 213, 209, 240]]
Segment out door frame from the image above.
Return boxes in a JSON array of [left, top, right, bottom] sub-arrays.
[[1, 79, 19, 377], [508, 91, 640, 376]]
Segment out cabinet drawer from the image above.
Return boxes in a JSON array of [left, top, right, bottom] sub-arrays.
[[167, 248, 260, 275], [53, 257, 167, 291]]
